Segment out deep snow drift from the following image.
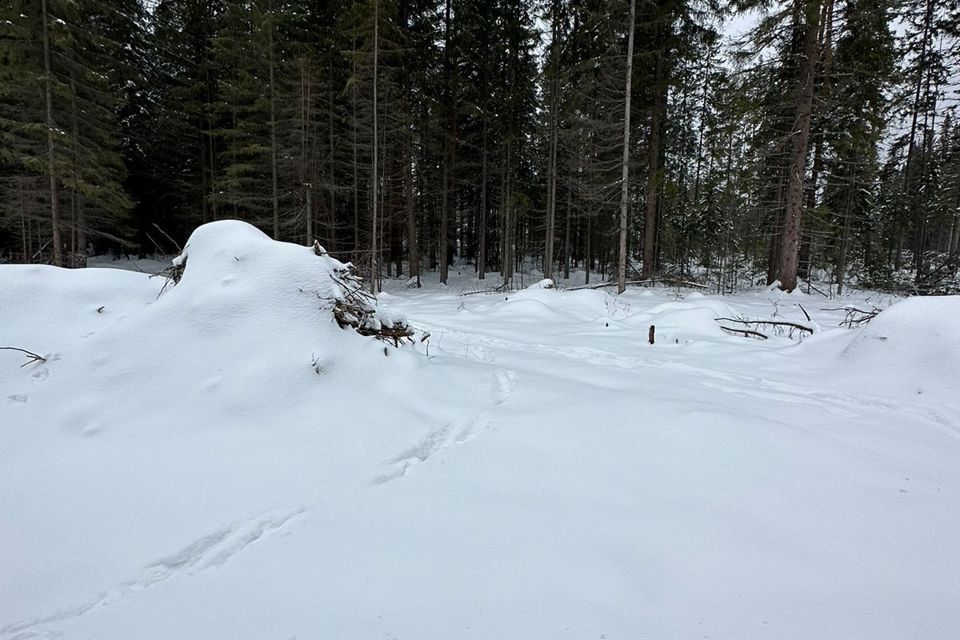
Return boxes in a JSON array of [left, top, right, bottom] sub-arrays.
[[2, 221, 959, 640]]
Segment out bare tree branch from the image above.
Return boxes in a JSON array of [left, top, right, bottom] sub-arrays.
[[0, 346, 47, 367]]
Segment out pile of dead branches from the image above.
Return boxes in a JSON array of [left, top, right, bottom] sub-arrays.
[[317, 242, 415, 346]]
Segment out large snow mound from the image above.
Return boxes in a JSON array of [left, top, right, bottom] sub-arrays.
[[841, 296, 960, 399]]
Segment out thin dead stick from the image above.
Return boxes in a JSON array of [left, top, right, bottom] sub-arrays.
[[152, 223, 183, 253], [799, 277, 829, 297], [0, 346, 47, 367], [719, 326, 768, 340]]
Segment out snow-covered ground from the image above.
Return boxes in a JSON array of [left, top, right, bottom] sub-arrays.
[[2, 221, 959, 640]]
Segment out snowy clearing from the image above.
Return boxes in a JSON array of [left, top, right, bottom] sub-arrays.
[[2, 222, 959, 640]]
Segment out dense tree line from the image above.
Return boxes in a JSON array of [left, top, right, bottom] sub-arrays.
[[1, 0, 958, 293]]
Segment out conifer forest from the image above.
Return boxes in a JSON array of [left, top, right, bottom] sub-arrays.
[[1, 0, 959, 294]]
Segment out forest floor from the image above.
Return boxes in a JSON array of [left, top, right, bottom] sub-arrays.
[[2, 222, 959, 640]]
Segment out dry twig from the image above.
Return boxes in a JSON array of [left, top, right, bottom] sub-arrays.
[[719, 326, 768, 340], [1, 346, 47, 367], [821, 305, 880, 328]]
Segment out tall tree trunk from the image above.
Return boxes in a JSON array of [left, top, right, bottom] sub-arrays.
[[301, 58, 312, 244], [585, 212, 591, 284], [617, 0, 636, 294], [70, 75, 84, 260], [563, 184, 571, 280], [642, 49, 665, 280], [41, 0, 62, 266], [503, 142, 513, 283], [951, 179, 960, 255], [327, 57, 337, 251], [404, 137, 420, 286], [901, 0, 933, 274], [439, 0, 453, 285], [835, 176, 854, 295], [801, 0, 834, 279], [351, 17, 360, 257], [268, 17, 280, 240], [544, 0, 561, 280], [478, 120, 488, 280], [777, 0, 822, 292], [370, 0, 379, 294]]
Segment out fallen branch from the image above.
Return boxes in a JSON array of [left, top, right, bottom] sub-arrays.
[[567, 276, 710, 292], [719, 326, 768, 340], [567, 279, 651, 291], [821, 305, 880, 328], [799, 277, 830, 297], [1, 346, 47, 367], [715, 317, 813, 335]]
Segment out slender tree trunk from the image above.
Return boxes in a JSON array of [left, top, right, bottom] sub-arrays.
[[351, 16, 360, 257], [404, 137, 420, 285], [801, 0, 833, 278], [503, 142, 513, 283], [41, 0, 62, 266], [268, 17, 280, 239], [439, 0, 453, 285], [440, 147, 450, 283], [305, 189, 313, 244], [617, 0, 637, 293], [478, 121, 488, 280], [301, 58, 313, 244], [899, 0, 933, 273], [19, 182, 28, 261], [836, 177, 854, 295], [326, 58, 337, 250], [563, 184, 571, 280], [914, 53, 938, 280], [585, 212, 591, 284], [370, 1, 379, 294], [777, 0, 822, 292], [642, 50, 665, 280], [70, 75, 83, 260], [544, 0, 561, 280], [951, 179, 960, 255]]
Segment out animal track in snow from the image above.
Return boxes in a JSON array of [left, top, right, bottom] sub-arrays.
[[372, 413, 492, 485], [373, 368, 517, 485], [1, 510, 303, 638], [493, 369, 517, 405]]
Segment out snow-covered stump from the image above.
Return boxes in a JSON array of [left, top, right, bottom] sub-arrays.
[[164, 221, 414, 347]]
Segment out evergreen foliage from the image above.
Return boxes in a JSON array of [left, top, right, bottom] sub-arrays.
[[0, 0, 958, 293]]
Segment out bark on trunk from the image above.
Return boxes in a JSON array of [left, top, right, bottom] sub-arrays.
[[41, 0, 62, 266], [642, 57, 665, 279], [777, 0, 822, 292], [617, 0, 637, 294], [370, 1, 379, 294], [405, 137, 420, 285], [478, 122, 488, 280], [269, 19, 280, 240]]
